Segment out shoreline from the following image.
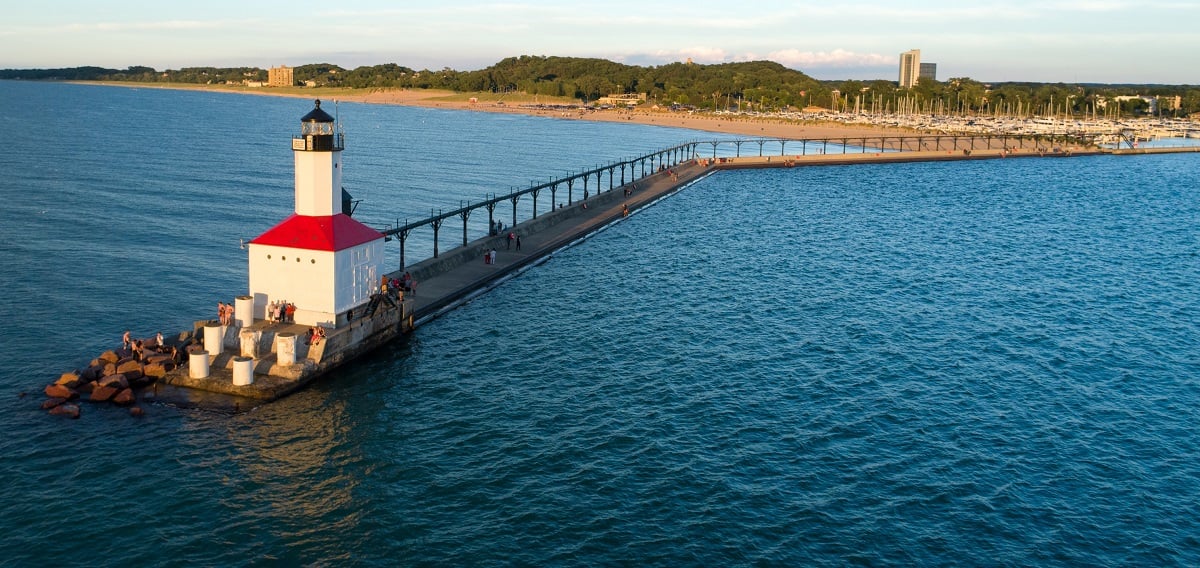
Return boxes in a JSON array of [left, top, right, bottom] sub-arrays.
[[74, 81, 923, 140]]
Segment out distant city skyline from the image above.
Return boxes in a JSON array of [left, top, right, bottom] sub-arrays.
[[2, 1, 1197, 84]]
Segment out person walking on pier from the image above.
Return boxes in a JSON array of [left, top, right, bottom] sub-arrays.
[[515, 234, 522, 251], [507, 231, 515, 250]]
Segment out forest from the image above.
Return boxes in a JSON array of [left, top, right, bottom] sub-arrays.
[[4, 55, 1199, 117]]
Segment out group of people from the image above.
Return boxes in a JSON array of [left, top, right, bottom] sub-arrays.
[[216, 302, 235, 326], [380, 271, 418, 299], [506, 231, 522, 250], [483, 248, 498, 265], [121, 329, 180, 362], [267, 300, 296, 323], [306, 326, 326, 346], [489, 219, 508, 236]]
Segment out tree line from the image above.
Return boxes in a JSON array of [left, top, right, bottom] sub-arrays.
[[4, 56, 1198, 117]]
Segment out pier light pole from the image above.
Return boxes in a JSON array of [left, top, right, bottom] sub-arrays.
[[459, 201, 471, 246], [485, 193, 497, 235]]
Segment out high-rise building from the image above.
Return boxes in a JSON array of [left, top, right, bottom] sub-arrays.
[[899, 49, 920, 89], [268, 65, 294, 88], [920, 63, 937, 82]]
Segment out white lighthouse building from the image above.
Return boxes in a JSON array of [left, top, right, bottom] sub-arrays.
[[247, 100, 384, 328]]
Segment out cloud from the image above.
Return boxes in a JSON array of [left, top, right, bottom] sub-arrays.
[[768, 49, 892, 69]]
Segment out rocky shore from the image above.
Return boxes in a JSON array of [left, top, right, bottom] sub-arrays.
[[40, 332, 194, 418]]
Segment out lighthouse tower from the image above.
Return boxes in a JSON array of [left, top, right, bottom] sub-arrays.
[[247, 100, 385, 328]]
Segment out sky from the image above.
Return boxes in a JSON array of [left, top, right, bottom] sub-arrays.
[[2, 0, 1197, 84]]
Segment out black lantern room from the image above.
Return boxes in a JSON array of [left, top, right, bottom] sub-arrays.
[[293, 99, 343, 152]]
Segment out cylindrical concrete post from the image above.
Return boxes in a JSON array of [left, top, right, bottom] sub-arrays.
[[235, 295, 254, 328], [276, 332, 297, 366], [204, 323, 224, 356], [232, 356, 254, 386], [189, 350, 210, 379]]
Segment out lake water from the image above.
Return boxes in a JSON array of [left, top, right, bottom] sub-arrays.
[[1, 80, 1198, 566]]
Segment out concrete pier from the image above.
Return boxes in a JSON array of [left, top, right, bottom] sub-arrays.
[[137, 141, 1195, 407]]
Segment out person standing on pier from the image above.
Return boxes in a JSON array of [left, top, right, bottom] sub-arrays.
[[122, 330, 132, 351], [515, 234, 522, 251], [507, 231, 514, 250]]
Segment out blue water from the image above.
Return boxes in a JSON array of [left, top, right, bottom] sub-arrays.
[[1, 81, 1199, 566]]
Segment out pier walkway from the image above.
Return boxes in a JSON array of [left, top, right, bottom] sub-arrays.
[[398, 158, 712, 322], [387, 143, 1152, 326]]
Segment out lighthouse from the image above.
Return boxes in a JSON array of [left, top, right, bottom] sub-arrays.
[[246, 100, 385, 327]]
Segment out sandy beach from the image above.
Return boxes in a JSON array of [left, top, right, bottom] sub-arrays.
[[344, 88, 916, 139], [90, 82, 919, 140]]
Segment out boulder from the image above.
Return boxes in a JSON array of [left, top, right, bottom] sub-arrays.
[[76, 381, 95, 394], [41, 397, 67, 410], [49, 403, 80, 419], [129, 406, 145, 418], [55, 372, 82, 388], [44, 384, 77, 400], [90, 385, 118, 402], [116, 359, 143, 376], [112, 389, 135, 406], [103, 362, 117, 377], [99, 350, 121, 364], [99, 374, 129, 390], [90, 358, 102, 368], [143, 362, 172, 378], [81, 366, 102, 382]]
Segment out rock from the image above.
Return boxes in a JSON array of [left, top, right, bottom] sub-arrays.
[[99, 374, 129, 390], [55, 372, 82, 388], [116, 360, 143, 378], [90, 358, 102, 368], [41, 397, 67, 409], [129, 406, 144, 418], [90, 385, 118, 402], [143, 362, 170, 378], [44, 384, 77, 400], [49, 403, 80, 419], [112, 388, 135, 406], [99, 350, 120, 364], [103, 362, 117, 377], [76, 381, 95, 394], [81, 366, 102, 382]]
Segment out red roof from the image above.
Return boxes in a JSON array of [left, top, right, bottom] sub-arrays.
[[249, 214, 384, 251]]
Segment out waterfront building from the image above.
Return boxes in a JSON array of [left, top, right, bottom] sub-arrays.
[[247, 100, 385, 328], [899, 49, 920, 89], [920, 62, 937, 82], [268, 65, 293, 87]]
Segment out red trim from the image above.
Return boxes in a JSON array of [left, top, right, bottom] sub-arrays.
[[249, 214, 384, 251]]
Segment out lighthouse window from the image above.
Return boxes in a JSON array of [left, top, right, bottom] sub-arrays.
[[282, 256, 286, 261], [311, 259, 316, 264], [296, 257, 300, 262], [267, 254, 272, 259]]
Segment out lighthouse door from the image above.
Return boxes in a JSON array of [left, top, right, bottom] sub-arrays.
[[351, 248, 376, 306]]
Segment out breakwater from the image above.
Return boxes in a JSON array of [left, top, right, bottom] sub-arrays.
[[36, 131, 1194, 414]]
